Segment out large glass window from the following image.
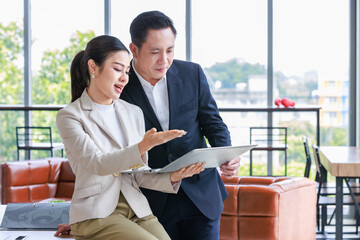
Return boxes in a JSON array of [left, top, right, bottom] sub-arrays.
[[0, 1, 355, 169], [273, 0, 349, 176], [0, 0, 24, 105], [28, 0, 103, 159], [111, 0, 186, 61], [192, 0, 267, 107], [192, 0, 268, 175], [31, 0, 103, 105], [0, 1, 24, 162]]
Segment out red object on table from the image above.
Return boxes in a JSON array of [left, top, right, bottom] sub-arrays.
[[274, 98, 282, 107], [281, 98, 295, 108]]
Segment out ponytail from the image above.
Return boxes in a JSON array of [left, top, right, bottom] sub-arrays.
[[70, 35, 129, 102], [70, 50, 89, 102]]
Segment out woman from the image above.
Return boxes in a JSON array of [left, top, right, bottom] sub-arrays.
[[56, 35, 204, 240]]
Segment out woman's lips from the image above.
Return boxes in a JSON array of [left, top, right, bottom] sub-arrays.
[[114, 84, 123, 93]]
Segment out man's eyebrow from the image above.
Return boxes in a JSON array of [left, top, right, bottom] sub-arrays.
[[151, 45, 175, 51]]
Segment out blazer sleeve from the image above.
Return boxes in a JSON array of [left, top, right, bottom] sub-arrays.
[[56, 107, 146, 176], [196, 64, 231, 147], [133, 173, 180, 193]]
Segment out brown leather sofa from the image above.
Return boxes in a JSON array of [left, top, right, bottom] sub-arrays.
[[1, 158, 316, 239], [220, 176, 317, 240], [0, 157, 75, 204]]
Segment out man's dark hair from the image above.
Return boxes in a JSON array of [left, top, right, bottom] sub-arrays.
[[130, 10, 177, 48]]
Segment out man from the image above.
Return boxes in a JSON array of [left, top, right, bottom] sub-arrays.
[[120, 11, 240, 240]]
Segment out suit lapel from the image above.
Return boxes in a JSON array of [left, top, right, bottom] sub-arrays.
[[167, 65, 182, 129], [124, 66, 163, 131]]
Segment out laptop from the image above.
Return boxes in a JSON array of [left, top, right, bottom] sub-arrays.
[[122, 145, 256, 174]]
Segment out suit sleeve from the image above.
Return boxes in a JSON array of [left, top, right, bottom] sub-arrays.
[[196, 64, 231, 147]]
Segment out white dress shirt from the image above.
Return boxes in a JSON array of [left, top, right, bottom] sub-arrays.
[[132, 62, 170, 131]]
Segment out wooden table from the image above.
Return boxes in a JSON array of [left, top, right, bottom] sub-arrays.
[[319, 146, 360, 240]]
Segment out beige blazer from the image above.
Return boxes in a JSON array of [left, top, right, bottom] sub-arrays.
[[56, 90, 179, 224]]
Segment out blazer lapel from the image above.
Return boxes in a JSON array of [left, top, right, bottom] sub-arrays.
[[80, 91, 125, 148], [167, 65, 182, 129], [113, 101, 131, 146], [124, 66, 163, 131]]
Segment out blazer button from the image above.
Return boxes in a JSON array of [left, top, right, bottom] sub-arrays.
[[113, 172, 120, 177]]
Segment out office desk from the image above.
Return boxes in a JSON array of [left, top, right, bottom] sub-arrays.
[[319, 146, 360, 240], [0, 205, 74, 239]]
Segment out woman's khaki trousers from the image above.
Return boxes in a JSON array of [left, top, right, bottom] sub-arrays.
[[71, 193, 170, 240]]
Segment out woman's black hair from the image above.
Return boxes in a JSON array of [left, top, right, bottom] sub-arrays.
[[70, 35, 129, 102], [130, 10, 177, 48]]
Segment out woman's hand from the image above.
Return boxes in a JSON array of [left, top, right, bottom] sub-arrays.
[[138, 128, 186, 155], [54, 223, 72, 236], [170, 162, 206, 184]]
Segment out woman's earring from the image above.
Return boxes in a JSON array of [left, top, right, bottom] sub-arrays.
[[92, 72, 95, 79]]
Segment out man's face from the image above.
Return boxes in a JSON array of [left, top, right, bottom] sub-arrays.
[[130, 27, 175, 85]]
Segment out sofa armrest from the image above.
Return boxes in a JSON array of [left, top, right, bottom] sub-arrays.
[[239, 176, 280, 185], [55, 160, 75, 199], [221, 175, 241, 184], [270, 177, 315, 192], [221, 175, 291, 186]]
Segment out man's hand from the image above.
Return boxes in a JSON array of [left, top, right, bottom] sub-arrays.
[[219, 156, 241, 177], [54, 223, 72, 237]]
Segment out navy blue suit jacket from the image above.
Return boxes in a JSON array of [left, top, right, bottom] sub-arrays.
[[121, 59, 230, 220]]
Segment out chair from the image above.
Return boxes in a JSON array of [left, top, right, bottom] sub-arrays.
[[303, 136, 360, 190], [303, 136, 360, 233], [302, 136, 312, 178], [16, 126, 64, 161], [249, 127, 287, 176], [303, 136, 335, 231], [312, 144, 360, 234]]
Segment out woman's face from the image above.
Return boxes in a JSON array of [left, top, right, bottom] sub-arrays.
[[88, 50, 130, 105]]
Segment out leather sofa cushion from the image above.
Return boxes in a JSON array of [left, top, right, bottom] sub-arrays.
[[220, 176, 316, 240], [1, 158, 75, 204]]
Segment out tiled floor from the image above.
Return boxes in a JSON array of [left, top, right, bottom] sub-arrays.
[[316, 226, 360, 239], [316, 206, 360, 239]]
